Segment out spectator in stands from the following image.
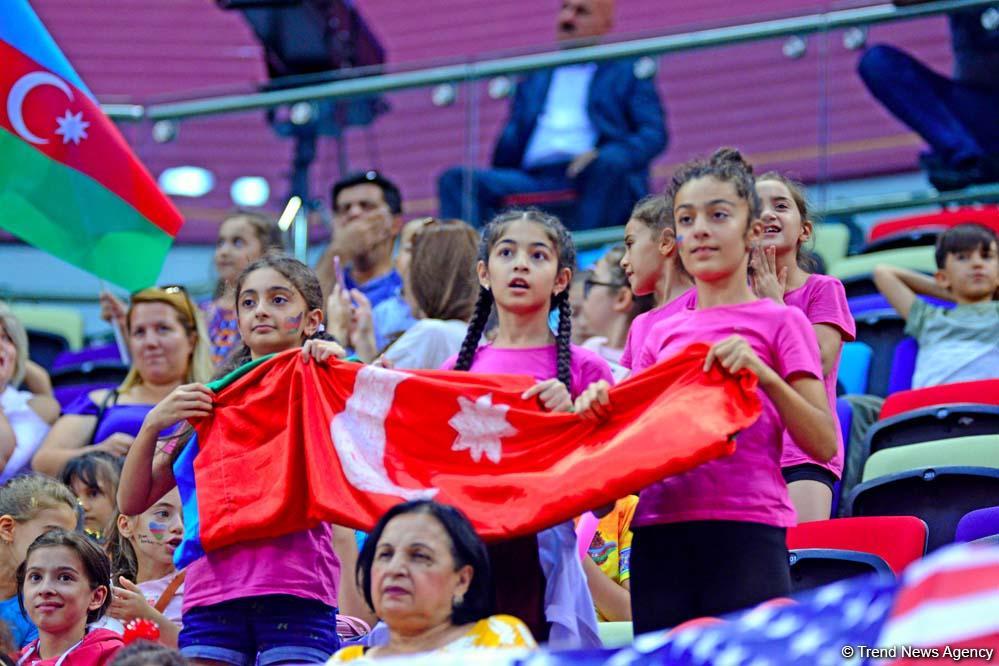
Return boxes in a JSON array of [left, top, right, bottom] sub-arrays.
[[105, 488, 184, 648], [576, 495, 637, 622], [580, 245, 654, 381], [576, 148, 837, 632], [445, 209, 610, 646], [120, 256, 345, 665], [363, 220, 480, 369], [201, 211, 283, 367], [0, 303, 59, 483], [618, 195, 695, 375], [0, 475, 79, 651], [320, 172, 416, 351], [16, 530, 124, 666], [61, 452, 123, 544], [751, 173, 855, 524], [858, 6, 999, 190], [873, 223, 999, 388], [437, 0, 668, 230], [329, 500, 535, 661], [32, 288, 213, 479]]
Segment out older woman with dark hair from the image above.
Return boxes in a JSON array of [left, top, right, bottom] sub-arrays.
[[329, 501, 536, 661]]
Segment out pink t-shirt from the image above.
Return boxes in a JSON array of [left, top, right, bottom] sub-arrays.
[[443, 343, 614, 398], [780, 273, 856, 477], [621, 289, 697, 372], [182, 524, 340, 612], [139, 571, 185, 627], [633, 299, 823, 529]]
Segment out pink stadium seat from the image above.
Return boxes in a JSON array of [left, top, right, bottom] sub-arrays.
[[868, 206, 999, 242], [786, 516, 927, 575], [879, 379, 999, 420]]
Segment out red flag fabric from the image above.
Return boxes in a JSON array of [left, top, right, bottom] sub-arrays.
[[191, 343, 761, 548]]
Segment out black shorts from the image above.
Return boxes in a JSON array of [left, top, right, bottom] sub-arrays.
[[630, 521, 791, 634], [782, 463, 838, 491]]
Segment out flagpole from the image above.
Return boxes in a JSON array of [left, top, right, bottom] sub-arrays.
[[99, 280, 131, 366]]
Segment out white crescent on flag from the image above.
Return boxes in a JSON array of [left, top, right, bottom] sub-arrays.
[[6, 71, 73, 145]]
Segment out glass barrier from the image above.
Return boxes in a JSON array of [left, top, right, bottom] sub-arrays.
[[5, 0, 998, 338]]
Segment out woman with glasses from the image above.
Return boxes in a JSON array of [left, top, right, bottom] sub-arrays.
[[31, 287, 213, 478], [579, 245, 654, 382]]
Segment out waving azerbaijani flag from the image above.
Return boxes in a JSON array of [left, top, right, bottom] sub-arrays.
[[0, 0, 182, 291]]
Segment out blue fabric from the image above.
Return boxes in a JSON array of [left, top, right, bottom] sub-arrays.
[[370, 292, 416, 351], [178, 594, 339, 666], [173, 432, 206, 569], [344, 269, 404, 311], [62, 392, 154, 446], [859, 13, 999, 169], [0, 595, 37, 649], [439, 58, 667, 230], [839, 341, 873, 395]]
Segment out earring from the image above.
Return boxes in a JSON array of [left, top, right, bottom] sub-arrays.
[[452, 593, 464, 607]]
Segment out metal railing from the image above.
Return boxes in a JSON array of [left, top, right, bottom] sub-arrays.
[[100, 0, 994, 121]]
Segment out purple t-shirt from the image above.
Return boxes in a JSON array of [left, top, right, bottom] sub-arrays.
[[633, 299, 823, 529], [183, 524, 340, 612], [781, 274, 856, 477], [443, 343, 614, 399], [63, 391, 153, 446], [622, 289, 697, 372]]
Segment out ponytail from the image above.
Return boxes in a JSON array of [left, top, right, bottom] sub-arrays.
[[453, 287, 494, 372]]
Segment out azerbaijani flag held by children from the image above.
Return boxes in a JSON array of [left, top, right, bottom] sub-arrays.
[[174, 344, 761, 563], [0, 1, 183, 291]]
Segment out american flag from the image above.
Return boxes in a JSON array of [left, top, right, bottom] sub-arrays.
[[381, 542, 999, 665]]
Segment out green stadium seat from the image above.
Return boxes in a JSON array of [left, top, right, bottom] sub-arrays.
[[10, 305, 85, 350], [810, 223, 850, 270], [597, 621, 634, 647], [861, 435, 999, 483]]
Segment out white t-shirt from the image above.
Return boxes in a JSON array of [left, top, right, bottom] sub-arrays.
[[0, 387, 50, 483], [384, 319, 469, 370], [522, 64, 599, 169]]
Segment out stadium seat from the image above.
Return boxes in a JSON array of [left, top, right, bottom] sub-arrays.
[[879, 379, 999, 420], [837, 342, 872, 395], [860, 228, 941, 254], [23, 329, 71, 371], [853, 313, 906, 397], [830, 398, 854, 517], [597, 621, 634, 647], [861, 435, 999, 482], [887, 337, 918, 394], [846, 467, 999, 550], [809, 223, 850, 270], [847, 294, 953, 319], [788, 549, 893, 593], [10, 305, 84, 350], [866, 404, 999, 455], [867, 205, 999, 242], [786, 515, 923, 592], [954, 505, 999, 543], [829, 246, 936, 299]]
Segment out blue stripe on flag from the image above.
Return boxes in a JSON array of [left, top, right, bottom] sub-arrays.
[[173, 431, 206, 569]]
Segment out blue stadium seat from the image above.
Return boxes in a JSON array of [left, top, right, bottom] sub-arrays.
[[846, 467, 999, 551], [838, 342, 872, 395], [788, 548, 894, 593], [853, 312, 905, 397], [866, 404, 999, 455]]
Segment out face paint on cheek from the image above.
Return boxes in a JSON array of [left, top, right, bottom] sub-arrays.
[[283, 312, 304, 334], [675, 235, 684, 247], [148, 521, 169, 542]]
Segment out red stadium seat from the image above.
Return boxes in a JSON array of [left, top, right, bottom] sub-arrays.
[[879, 379, 999, 420], [500, 189, 578, 207], [786, 516, 927, 575], [868, 206, 999, 242]]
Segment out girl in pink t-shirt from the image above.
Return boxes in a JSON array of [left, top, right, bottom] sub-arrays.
[[577, 149, 838, 633], [445, 209, 613, 645], [752, 173, 856, 523], [119, 256, 346, 665], [619, 196, 694, 372]]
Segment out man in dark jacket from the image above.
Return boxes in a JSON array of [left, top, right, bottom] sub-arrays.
[[438, 0, 668, 230]]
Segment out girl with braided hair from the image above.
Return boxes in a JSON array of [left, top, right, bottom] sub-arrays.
[[443, 209, 612, 647]]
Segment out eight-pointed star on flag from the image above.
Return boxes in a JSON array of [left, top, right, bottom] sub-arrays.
[[54, 109, 89, 145], [448, 393, 517, 464]]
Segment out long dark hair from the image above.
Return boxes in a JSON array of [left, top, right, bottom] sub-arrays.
[[356, 500, 493, 626], [17, 530, 112, 624], [452, 209, 576, 392]]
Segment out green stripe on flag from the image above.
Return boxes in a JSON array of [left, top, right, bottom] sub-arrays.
[[0, 129, 173, 292]]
